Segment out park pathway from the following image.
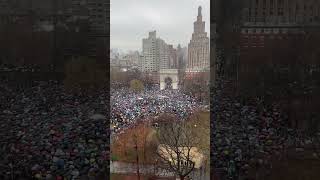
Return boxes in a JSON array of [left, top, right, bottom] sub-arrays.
[[110, 161, 210, 180]]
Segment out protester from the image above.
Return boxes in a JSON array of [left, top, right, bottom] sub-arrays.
[[0, 65, 203, 179], [111, 85, 201, 134], [211, 78, 319, 179], [0, 79, 109, 179]]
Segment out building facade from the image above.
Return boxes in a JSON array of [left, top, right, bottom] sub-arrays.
[[142, 31, 169, 72], [168, 45, 178, 69], [158, 39, 169, 70], [187, 6, 210, 71], [176, 44, 188, 70]]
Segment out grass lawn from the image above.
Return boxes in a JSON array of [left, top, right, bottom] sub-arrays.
[[111, 123, 158, 164], [186, 111, 211, 171]]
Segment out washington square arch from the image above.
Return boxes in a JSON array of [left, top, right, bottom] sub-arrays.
[[159, 69, 179, 90]]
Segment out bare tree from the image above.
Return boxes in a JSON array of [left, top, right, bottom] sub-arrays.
[[183, 72, 209, 102], [156, 120, 199, 180]]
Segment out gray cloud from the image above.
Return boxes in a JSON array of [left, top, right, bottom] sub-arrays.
[[111, 0, 210, 52]]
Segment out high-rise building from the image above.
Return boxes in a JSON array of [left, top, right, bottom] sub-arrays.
[[187, 6, 210, 71], [175, 44, 188, 70], [176, 45, 183, 69], [142, 31, 157, 72], [138, 54, 144, 72], [158, 39, 169, 70], [186, 6, 210, 81], [168, 45, 178, 69], [142, 31, 169, 72]]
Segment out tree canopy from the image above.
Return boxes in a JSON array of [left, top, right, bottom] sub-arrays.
[[130, 79, 144, 92]]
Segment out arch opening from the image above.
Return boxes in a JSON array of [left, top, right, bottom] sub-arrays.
[[164, 77, 173, 89]]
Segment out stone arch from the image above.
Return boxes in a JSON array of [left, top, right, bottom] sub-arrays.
[[159, 69, 179, 90]]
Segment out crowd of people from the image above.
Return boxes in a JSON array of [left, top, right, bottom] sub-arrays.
[[7, 66, 318, 179], [211, 79, 320, 179], [0, 80, 109, 179], [111, 86, 200, 134], [0, 74, 202, 179]]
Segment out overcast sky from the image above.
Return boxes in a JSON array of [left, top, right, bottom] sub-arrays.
[[111, 0, 210, 53]]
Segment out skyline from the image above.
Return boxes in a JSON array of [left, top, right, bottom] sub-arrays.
[[111, 0, 210, 53]]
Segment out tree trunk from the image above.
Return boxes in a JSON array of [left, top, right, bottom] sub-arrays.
[[143, 138, 147, 162], [135, 143, 140, 180], [180, 175, 185, 180]]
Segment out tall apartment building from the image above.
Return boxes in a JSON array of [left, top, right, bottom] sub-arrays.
[[176, 45, 183, 69], [142, 31, 169, 72], [158, 39, 169, 70], [176, 44, 187, 70], [168, 45, 178, 69], [187, 6, 210, 71], [138, 54, 144, 71]]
